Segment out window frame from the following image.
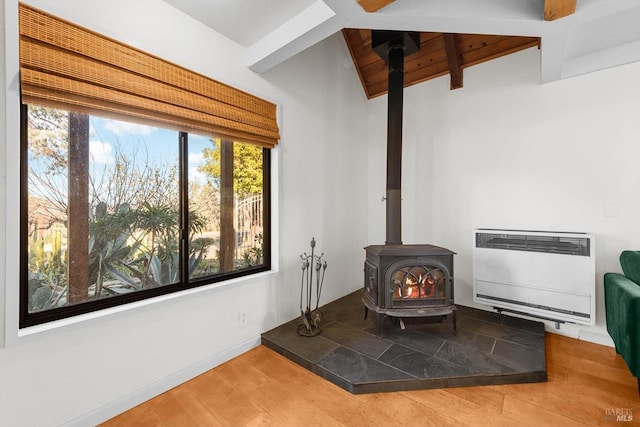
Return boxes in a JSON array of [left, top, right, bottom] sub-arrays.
[[19, 104, 273, 329]]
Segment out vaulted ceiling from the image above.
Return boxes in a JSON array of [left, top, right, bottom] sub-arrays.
[[343, 29, 540, 98], [164, 0, 640, 96]]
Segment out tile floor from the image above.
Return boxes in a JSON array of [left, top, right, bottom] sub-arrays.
[[261, 290, 547, 394]]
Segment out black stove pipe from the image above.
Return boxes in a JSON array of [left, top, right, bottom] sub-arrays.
[[385, 43, 405, 245], [371, 31, 420, 246]]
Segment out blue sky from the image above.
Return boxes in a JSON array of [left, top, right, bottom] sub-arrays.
[[90, 116, 214, 184], [28, 113, 218, 205]]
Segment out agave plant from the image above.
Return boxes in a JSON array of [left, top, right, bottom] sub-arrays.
[[27, 224, 67, 310], [143, 209, 214, 284], [88, 202, 140, 296], [131, 202, 179, 286]]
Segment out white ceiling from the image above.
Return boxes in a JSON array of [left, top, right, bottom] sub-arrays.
[[162, 0, 317, 47], [163, 0, 640, 84]]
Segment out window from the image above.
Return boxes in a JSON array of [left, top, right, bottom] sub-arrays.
[[21, 105, 271, 327], [18, 4, 278, 328]]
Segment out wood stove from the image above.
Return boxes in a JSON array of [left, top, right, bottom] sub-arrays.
[[363, 31, 456, 336], [364, 244, 456, 337]]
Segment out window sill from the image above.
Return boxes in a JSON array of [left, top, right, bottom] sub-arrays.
[[14, 269, 278, 342]]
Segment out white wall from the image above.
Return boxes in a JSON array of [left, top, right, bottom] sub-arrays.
[[0, 0, 6, 349], [3, 1, 639, 424], [0, 1, 368, 425], [367, 46, 640, 342], [260, 37, 369, 321]]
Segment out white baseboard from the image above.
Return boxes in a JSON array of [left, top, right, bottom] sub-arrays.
[[544, 323, 615, 347], [578, 329, 615, 347], [62, 336, 261, 427]]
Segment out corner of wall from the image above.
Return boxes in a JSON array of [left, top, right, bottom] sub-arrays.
[[2, 0, 19, 349], [0, 0, 8, 349]]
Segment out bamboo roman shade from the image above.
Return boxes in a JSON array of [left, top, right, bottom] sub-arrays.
[[18, 4, 279, 148]]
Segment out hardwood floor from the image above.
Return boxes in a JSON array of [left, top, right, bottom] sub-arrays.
[[102, 333, 639, 426]]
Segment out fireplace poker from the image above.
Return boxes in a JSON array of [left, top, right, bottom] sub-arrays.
[[297, 237, 328, 336], [300, 259, 310, 329], [314, 260, 328, 311]]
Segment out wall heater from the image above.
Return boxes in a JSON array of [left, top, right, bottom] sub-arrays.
[[473, 229, 595, 326]]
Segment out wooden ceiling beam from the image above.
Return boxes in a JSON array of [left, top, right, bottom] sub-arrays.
[[544, 0, 576, 21], [443, 33, 463, 90], [357, 0, 396, 13], [358, 29, 371, 47]]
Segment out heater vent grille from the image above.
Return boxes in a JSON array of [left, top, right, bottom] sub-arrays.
[[476, 232, 590, 256]]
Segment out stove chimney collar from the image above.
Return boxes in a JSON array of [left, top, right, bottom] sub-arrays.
[[371, 31, 421, 63]]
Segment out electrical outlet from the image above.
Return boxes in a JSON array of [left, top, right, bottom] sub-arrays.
[[238, 311, 247, 326]]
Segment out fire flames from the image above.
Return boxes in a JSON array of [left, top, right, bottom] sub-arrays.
[[392, 266, 444, 300]]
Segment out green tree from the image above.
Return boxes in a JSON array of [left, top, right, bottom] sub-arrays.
[[199, 138, 263, 198]]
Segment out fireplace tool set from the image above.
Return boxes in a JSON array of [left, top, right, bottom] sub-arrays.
[[298, 238, 327, 336]]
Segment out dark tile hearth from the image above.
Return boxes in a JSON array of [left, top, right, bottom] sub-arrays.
[[261, 290, 547, 394]]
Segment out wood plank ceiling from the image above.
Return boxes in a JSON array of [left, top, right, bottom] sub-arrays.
[[343, 30, 540, 98], [345, 0, 575, 98], [356, 0, 397, 13]]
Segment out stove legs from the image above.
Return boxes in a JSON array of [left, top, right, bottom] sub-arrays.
[[452, 310, 457, 336], [364, 306, 386, 338], [375, 313, 386, 338]]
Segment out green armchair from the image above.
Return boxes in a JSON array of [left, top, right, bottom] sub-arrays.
[[604, 250, 640, 394]]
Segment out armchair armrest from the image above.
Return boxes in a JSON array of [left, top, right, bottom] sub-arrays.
[[604, 272, 640, 377]]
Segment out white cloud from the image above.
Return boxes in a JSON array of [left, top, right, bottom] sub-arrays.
[[189, 166, 207, 184], [105, 120, 154, 136], [188, 151, 204, 165], [188, 152, 211, 183], [90, 141, 114, 164]]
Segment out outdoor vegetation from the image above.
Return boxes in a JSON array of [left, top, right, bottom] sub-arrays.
[[26, 105, 266, 313]]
